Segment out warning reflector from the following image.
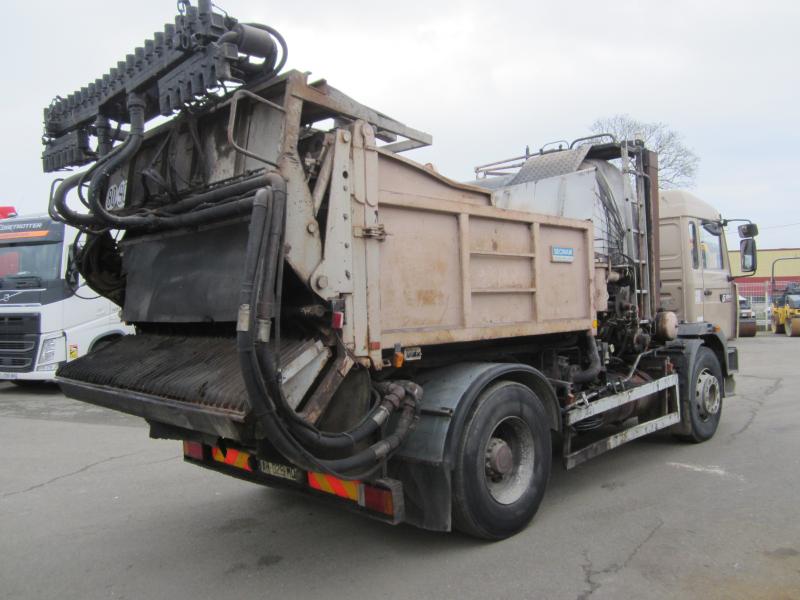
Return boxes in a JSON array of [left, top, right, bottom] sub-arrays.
[[307, 472, 360, 501], [211, 447, 253, 472]]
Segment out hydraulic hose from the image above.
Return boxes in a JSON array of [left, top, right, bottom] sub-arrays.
[[50, 169, 104, 228], [572, 331, 602, 384], [319, 382, 421, 471], [78, 93, 262, 232], [249, 174, 407, 452], [288, 382, 406, 451], [86, 93, 154, 229], [236, 177, 420, 478], [241, 23, 288, 79], [158, 174, 271, 215], [146, 196, 257, 230]]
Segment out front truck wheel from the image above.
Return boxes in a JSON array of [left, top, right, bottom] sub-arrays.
[[452, 381, 552, 540], [675, 347, 723, 443]]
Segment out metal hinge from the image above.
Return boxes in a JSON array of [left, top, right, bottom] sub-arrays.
[[353, 224, 388, 241]]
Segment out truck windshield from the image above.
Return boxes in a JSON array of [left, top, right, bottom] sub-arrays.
[[0, 242, 62, 284]]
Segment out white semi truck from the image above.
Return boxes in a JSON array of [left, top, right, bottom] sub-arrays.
[[0, 216, 132, 383]]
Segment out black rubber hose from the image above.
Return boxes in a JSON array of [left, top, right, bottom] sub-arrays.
[[234, 186, 311, 468], [86, 94, 154, 229], [234, 188, 341, 472], [572, 331, 603, 384], [158, 174, 270, 215], [145, 196, 256, 230], [288, 383, 406, 451], [243, 23, 288, 77], [320, 382, 421, 471], [236, 177, 420, 477], [51, 170, 103, 228], [249, 173, 401, 451]]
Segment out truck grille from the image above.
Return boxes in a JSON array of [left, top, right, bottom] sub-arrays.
[[0, 314, 40, 372]]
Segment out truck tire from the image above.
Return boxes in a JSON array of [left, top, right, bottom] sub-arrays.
[[674, 347, 723, 443], [452, 381, 551, 540]]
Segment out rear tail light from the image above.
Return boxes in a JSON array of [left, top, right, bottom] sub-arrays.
[[183, 440, 204, 460]]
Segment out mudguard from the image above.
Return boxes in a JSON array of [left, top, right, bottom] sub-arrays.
[[390, 362, 558, 531]]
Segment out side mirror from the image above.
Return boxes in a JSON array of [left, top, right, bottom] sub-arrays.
[[738, 223, 758, 238], [740, 238, 757, 273]]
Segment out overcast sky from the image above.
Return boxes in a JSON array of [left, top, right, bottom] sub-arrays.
[[3, 0, 798, 248]]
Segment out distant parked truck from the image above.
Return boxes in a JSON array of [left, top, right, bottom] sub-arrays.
[[0, 215, 132, 382]]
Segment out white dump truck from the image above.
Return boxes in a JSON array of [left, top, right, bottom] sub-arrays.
[[0, 215, 132, 382], [42, 2, 757, 538]]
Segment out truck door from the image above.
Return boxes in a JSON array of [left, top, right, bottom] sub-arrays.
[[699, 222, 736, 338], [682, 220, 703, 324]]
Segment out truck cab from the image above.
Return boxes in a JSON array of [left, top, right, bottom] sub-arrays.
[[0, 216, 133, 382], [659, 190, 737, 339]]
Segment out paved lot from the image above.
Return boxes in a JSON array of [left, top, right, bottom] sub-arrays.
[[1, 336, 799, 600]]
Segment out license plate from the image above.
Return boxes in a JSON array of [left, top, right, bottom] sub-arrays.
[[0, 372, 19, 380], [258, 459, 303, 483]]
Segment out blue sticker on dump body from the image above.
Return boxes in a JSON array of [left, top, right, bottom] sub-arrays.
[[551, 246, 574, 263]]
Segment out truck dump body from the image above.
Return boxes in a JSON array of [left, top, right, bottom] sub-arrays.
[[44, 1, 738, 538], [375, 153, 593, 344], [56, 94, 597, 443]]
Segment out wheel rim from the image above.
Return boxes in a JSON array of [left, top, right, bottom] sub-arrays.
[[483, 416, 535, 505], [695, 369, 721, 421], [786, 319, 793, 336]]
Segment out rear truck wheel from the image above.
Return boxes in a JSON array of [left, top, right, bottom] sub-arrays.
[[674, 347, 723, 443], [452, 381, 552, 540]]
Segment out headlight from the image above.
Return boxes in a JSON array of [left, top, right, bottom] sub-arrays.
[[38, 335, 66, 369]]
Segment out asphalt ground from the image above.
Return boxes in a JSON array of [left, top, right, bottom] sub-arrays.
[[1, 335, 798, 600]]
